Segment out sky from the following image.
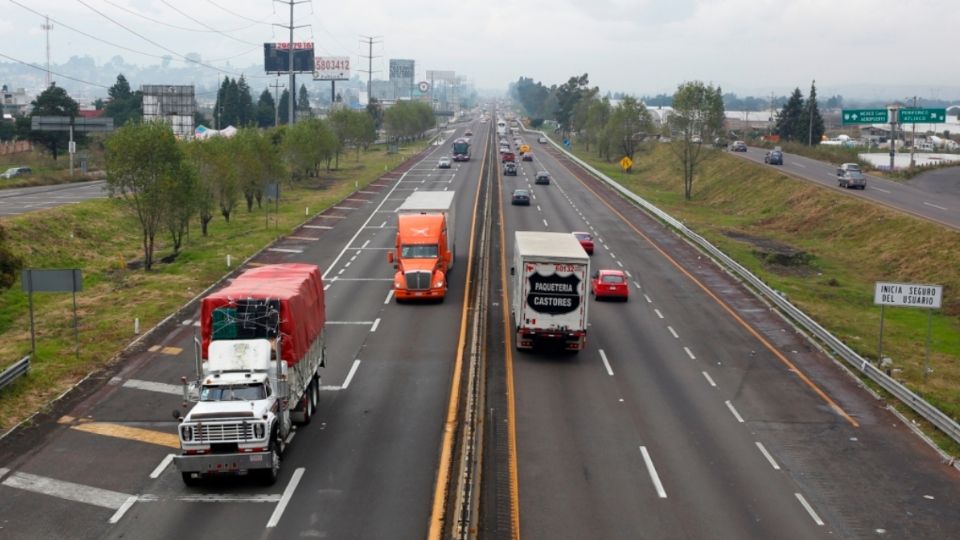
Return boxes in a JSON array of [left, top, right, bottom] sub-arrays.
[[2, 0, 960, 99]]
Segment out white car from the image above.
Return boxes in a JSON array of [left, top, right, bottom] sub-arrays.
[[438, 157, 452, 169], [538, 136, 547, 144]]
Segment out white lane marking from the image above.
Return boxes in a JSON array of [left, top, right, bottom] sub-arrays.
[[0, 467, 9, 480], [643, 294, 652, 303], [181, 319, 192, 326], [792, 162, 806, 169], [361, 239, 370, 249], [639, 446, 667, 498], [318, 385, 342, 391], [324, 284, 332, 291], [109, 495, 139, 524], [326, 321, 375, 325], [285, 431, 296, 445], [385, 289, 395, 304], [303, 225, 333, 229], [654, 309, 664, 319], [924, 202, 948, 211], [123, 379, 182, 396], [795, 493, 824, 526], [537, 205, 541, 212], [337, 268, 345, 275], [266, 467, 306, 528], [872, 187, 891, 194], [2, 472, 131, 510], [609, 252, 616, 259], [332, 206, 356, 211], [725, 400, 745, 423], [149, 454, 175, 479], [625, 271, 632, 278], [268, 248, 303, 254], [599, 349, 614, 376], [683, 347, 696, 360], [634, 281, 641, 289], [616, 261, 623, 268], [370, 318, 381, 332], [756, 442, 781, 470], [543, 219, 548, 227], [667, 326, 678, 339], [344, 261, 352, 268], [380, 220, 387, 228], [341, 359, 361, 389], [701, 371, 717, 387]]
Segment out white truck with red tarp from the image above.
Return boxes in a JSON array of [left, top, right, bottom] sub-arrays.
[[512, 231, 590, 351], [173, 263, 326, 485]]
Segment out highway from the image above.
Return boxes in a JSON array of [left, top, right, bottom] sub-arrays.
[[732, 146, 960, 230], [0, 179, 108, 216], [495, 128, 960, 538], [0, 122, 488, 539]]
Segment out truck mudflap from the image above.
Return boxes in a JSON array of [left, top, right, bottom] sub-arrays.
[[174, 451, 274, 474], [516, 329, 586, 352]]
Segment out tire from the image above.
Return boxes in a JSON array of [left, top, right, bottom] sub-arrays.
[[300, 381, 314, 426], [259, 442, 280, 486], [181, 471, 200, 487]]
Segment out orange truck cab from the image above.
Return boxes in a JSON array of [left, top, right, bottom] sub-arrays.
[[388, 191, 456, 302]]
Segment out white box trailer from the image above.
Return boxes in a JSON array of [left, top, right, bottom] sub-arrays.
[[512, 231, 590, 352], [397, 191, 456, 267]]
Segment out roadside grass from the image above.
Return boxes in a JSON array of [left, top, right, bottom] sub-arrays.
[[0, 141, 425, 431], [0, 138, 108, 187], [558, 136, 960, 424]]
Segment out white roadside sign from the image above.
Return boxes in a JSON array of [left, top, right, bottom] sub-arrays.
[[874, 282, 942, 309]]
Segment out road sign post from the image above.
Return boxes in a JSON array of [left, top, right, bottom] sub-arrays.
[[874, 282, 943, 383]]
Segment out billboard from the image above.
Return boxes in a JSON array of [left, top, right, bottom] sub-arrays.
[[264, 42, 315, 74], [389, 59, 415, 82], [314, 56, 350, 81], [426, 70, 456, 83]]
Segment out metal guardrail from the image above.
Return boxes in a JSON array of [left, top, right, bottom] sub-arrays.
[[539, 131, 960, 446], [0, 355, 30, 391]]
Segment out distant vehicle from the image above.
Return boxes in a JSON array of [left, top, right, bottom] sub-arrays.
[[1, 166, 31, 179], [572, 232, 594, 255], [438, 156, 452, 169], [452, 138, 471, 162], [497, 120, 507, 136], [502, 152, 516, 163], [535, 171, 551, 185], [729, 141, 747, 152], [465, 130, 473, 136], [764, 150, 783, 165], [837, 163, 866, 189], [591, 269, 629, 301], [503, 162, 518, 176], [511, 189, 530, 205], [522, 152, 533, 162], [538, 136, 547, 144]]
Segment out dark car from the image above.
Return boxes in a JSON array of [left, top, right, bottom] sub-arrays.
[[503, 162, 518, 176], [522, 152, 533, 162], [573, 231, 594, 255], [465, 130, 473, 136], [511, 189, 531, 205], [837, 163, 866, 189], [729, 140, 747, 152], [764, 150, 783, 165], [535, 171, 550, 185]]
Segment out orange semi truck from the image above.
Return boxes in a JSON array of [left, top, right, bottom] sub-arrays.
[[388, 191, 456, 302]]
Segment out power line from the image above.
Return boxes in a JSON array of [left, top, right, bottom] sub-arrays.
[[206, 0, 276, 26], [0, 52, 110, 89], [358, 35, 382, 99], [158, 0, 261, 47], [102, 0, 263, 33]]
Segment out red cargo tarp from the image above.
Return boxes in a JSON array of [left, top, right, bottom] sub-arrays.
[[201, 264, 325, 366]]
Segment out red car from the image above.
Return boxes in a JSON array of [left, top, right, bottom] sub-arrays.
[[502, 152, 516, 163], [572, 232, 594, 255], [591, 269, 629, 301]]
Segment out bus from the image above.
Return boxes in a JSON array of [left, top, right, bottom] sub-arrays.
[[452, 138, 471, 162], [497, 120, 507, 137]]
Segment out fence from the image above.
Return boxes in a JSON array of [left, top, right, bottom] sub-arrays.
[[0, 355, 30, 391], [0, 141, 32, 155]]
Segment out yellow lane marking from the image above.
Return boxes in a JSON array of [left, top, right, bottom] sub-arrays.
[[556, 154, 860, 428], [71, 422, 181, 449], [428, 126, 490, 540], [57, 415, 75, 425], [160, 347, 182, 355]]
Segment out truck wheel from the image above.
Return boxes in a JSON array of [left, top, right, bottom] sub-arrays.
[[259, 443, 280, 486], [181, 471, 200, 487]]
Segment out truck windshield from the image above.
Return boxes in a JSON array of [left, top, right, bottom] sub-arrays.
[[401, 244, 439, 258], [201, 383, 266, 401]]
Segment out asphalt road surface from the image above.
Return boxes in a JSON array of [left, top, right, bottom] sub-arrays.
[[733, 146, 960, 230], [0, 180, 108, 217]]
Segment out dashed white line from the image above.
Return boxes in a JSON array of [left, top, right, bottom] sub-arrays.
[[341, 359, 361, 389], [123, 379, 182, 396], [370, 318, 381, 332], [725, 400, 745, 423], [361, 239, 371, 249], [683, 347, 696, 360], [149, 454, 175, 479], [639, 446, 667, 498], [337, 268, 345, 275], [616, 261, 623, 268], [380, 220, 387, 228], [268, 247, 303, 254], [701, 371, 717, 387], [654, 309, 664, 319], [667, 326, 678, 339], [795, 493, 824, 526], [924, 202, 948, 211], [324, 284, 332, 291], [643, 294, 652, 303], [285, 431, 296, 445], [2, 471, 131, 510], [385, 289, 395, 304], [599, 349, 614, 376], [625, 271, 632, 278], [109, 495, 139, 524], [326, 321, 375, 325], [266, 467, 305, 528], [633, 281, 641, 289], [755, 441, 781, 470], [872, 187, 891, 194], [609, 253, 616, 259], [542, 219, 548, 227]]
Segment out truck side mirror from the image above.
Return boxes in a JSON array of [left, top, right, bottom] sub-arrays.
[[172, 409, 183, 421], [387, 251, 394, 264]]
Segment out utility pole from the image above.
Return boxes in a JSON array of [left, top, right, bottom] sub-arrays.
[[910, 95, 918, 168], [270, 77, 285, 127], [42, 16, 53, 87], [358, 35, 382, 102], [274, 0, 309, 125], [768, 91, 776, 137], [808, 79, 815, 146]]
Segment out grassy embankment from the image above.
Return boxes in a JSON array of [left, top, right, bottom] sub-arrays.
[[558, 134, 960, 448], [0, 141, 426, 431], [0, 137, 108, 187]]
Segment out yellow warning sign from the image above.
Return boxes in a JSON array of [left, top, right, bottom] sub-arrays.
[[619, 156, 633, 171]]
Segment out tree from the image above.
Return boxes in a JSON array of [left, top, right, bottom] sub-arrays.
[[366, 97, 383, 130], [162, 158, 197, 253], [798, 81, 825, 146], [330, 109, 376, 160], [775, 88, 805, 142], [236, 76, 255, 126], [277, 89, 291, 125], [256, 89, 275, 128], [104, 74, 142, 128], [105, 120, 187, 270], [604, 96, 654, 163], [668, 81, 725, 200], [28, 84, 79, 160], [284, 118, 337, 180], [554, 73, 593, 134], [297, 84, 312, 119], [183, 138, 220, 236], [585, 98, 612, 159], [233, 128, 281, 211], [383, 101, 434, 142]]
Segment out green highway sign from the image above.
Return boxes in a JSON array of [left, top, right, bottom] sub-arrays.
[[841, 109, 888, 125], [898, 108, 947, 124]]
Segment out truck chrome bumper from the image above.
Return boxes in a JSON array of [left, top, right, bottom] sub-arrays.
[[174, 451, 274, 473], [394, 288, 445, 300]]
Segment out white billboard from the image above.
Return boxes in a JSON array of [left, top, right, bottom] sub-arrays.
[[314, 56, 350, 81], [874, 282, 943, 309], [389, 59, 415, 82]]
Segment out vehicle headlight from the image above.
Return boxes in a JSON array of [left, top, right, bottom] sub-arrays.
[[180, 425, 194, 441], [434, 280, 444, 288], [254, 422, 266, 439]]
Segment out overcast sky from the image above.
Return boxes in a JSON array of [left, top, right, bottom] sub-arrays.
[[3, 0, 960, 98]]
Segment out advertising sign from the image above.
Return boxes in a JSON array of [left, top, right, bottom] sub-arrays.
[[264, 42, 315, 74], [525, 268, 582, 315], [389, 59, 415, 82], [314, 56, 350, 81]]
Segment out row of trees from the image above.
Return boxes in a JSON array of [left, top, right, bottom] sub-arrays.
[[382, 101, 435, 141], [774, 82, 825, 145]]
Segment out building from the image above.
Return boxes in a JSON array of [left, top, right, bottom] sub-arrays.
[[1, 85, 32, 117], [142, 85, 196, 139]]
